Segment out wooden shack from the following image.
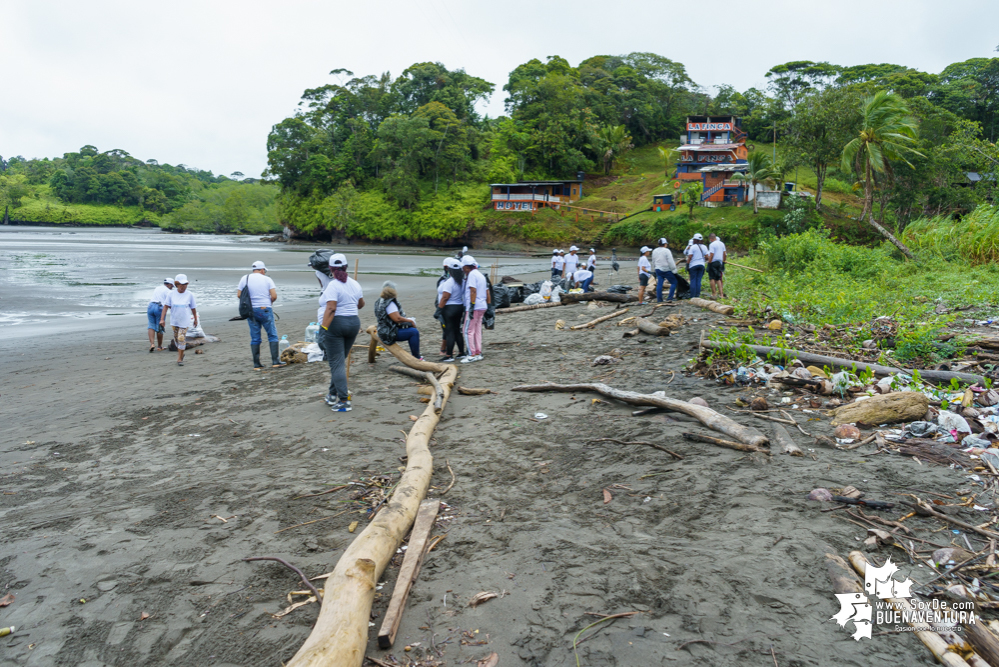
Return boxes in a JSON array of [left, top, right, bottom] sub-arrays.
[[490, 179, 583, 212]]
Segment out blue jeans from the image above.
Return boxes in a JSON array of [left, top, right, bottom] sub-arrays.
[[395, 327, 421, 358], [147, 303, 163, 330], [655, 269, 677, 302], [580, 276, 594, 293], [248, 307, 278, 345], [688, 266, 705, 298]]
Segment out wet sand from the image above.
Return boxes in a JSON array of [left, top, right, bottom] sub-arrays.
[[0, 277, 969, 666]]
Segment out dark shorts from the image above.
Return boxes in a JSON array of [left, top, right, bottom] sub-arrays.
[[708, 261, 725, 280], [639, 273, 650, 286]]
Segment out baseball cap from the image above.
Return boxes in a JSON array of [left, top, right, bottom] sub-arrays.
[[164, 277, 174, 285], [658, 237, 668, 246], [640, 246, 651, 253], [552, 249, 559, 254], [461, 255, 478, 267], [443, 257, 461, 269], [330, 253, 348, 267], [693, 233, 704, 240], [589, 248, 595, 252], [174, 274, 189, 285], [569, 245, 579, 251], [251, 260, 266, 270]]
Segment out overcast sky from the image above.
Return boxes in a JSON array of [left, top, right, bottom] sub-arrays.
[[1, 0, 995, 178]]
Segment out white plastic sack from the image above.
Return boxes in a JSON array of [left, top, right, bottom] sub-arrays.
[[539, 280, 554, 301], [303, 342, 324, 363], [550, 285, 563, 304], [938, 410, 971, 434], [523, 293, 545, 306], [187, 324, 205, 338]]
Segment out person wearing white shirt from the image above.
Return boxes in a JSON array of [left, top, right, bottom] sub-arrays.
[[437, 257, 467, 361], [572, 268, 594, 293], [562, 245, 580, 278], [637, 246, 653, 304], [651, 237, 679, 303], [237, 261, 284, 370], [551, 250, 564, 278], [318, 254, 365, 412], [460, 255, 489, 363], [586, 248, 597, 271], [159, 274, 198, 367], [685, 233, 708, 298], [707, 233, 728, 299], [147, 277, 174, 352]]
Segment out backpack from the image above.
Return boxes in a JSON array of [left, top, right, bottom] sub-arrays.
[[308, 249, 333, 274], [237, 273, 253, 319]]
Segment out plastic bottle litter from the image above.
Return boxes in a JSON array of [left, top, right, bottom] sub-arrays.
[[278, 335, 290, 354], [305, 322, 319, 344]]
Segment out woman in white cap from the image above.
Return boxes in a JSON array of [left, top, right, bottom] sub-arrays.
[[586, 248, 597, 271], [563, 245, 580, 278], [551, 249, 562, 279], [685, 234, 708, 298], [437, 257, 466, 362], [318, 254, 364, 412], [460, 255, 489, 363], [237, 260, 285, 369], [147, 277, 174, 352], [637, 247, 653, 305], [159, 274, 198, 366]]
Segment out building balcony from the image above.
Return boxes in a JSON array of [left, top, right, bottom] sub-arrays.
[[491, 193, 562, 202]]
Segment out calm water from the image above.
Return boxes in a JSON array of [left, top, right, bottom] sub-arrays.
[[0, 227, 550, 340]]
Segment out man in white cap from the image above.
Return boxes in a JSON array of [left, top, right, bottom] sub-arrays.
[[551, 249, 563, 279], [685, 233, 708, 298], [707, 233, 728, 299], [637, 247, 653, 304], [460, 255, 489, 363], [160, 274, 198, 366], [651, 237, 678, 303], [147, 277, 174, 352], [237, 261, 285, 369], [437, 257, 467, 362], [586, 248, 597, 271], [562, 245, 580, 279]]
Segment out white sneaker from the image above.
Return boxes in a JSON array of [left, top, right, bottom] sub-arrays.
[[473, 354, 483, 362], [460, 356, 474, 364]]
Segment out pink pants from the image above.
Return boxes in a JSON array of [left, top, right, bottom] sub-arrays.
[[463, 309, 485, 356]]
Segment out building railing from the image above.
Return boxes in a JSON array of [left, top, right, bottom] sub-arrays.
[[491, 193, 562, 202]]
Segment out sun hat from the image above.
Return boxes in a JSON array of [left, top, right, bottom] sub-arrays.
[[330, 253, 348, 267], [174, 274, 189, 285], [461, 255, 478, 267], [251, 260, 266, 270], [164, 277, 174, 285]]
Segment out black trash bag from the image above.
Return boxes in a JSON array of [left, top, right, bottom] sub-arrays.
[[484, 277, 496, 329], [522, 281, 544, 296], [604, 284, 634, 294], [492, 284, 514, 309], [308, 249, 333, 274], [673, 272, 691, 300]]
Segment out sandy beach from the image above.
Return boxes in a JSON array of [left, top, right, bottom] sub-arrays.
[[1, 266, 969, 667]]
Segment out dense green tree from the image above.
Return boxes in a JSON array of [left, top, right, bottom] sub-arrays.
[[393, 62, 493, 121], [587, 125, 633, 175]]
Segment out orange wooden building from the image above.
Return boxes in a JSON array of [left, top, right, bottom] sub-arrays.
[[490, 178, 583, 212], [671, 115, 751, 206]]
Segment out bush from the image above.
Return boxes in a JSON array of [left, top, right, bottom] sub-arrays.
[[903, 205, 999, 265]]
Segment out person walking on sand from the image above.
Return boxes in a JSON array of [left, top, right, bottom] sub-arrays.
[[438, 257, 467, 362], [637, 246, 653, 304], [551, 249, 563, 279], [460, 255, 489, 363], [159, 274, 198, 367], [237, 260, 286, 370], [572, 267, 595, 293], [707, 233, 728, 299], [318, 254, 364, 412], [586, 248, 597, 271], [562, 245, 580, 279], [685, 234, 708, 298], [651, 237, 678, 303], [375, 281, 422, 359], [147, 277, 174, 352]]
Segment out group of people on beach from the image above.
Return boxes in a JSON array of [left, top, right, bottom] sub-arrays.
[[636, 232, 727, 305], [550, 246, 598, 292], [146, 274, 198, 366]]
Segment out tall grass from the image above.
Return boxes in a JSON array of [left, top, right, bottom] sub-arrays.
[[903, 205, 999, 265]]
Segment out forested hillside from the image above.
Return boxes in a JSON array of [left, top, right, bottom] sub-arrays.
[[0, 145, 280, 233], [264, 54, 999, 248]]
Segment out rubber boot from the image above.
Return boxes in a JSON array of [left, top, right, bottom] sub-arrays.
[[251, 344, 263, 369], [269, 341, 286, 367]]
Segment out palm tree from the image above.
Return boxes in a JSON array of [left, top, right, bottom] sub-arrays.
[[657, 145, 678, 178], [842, 91, 924, 260], [733, 152, 774, 214], [588, 125, 634, 175]]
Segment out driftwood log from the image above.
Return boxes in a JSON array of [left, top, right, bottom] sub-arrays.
[[456, 386, 494, 396], [635, 317, 671, 336], [511, 382, 768, 447], [825, 553, 863, 595], [560, 291, 636, 304], [848, 551, 973, 667], [772, 423, 803, 456], [389, 365, 444, 411], [497, 301, 566, 313], [571, 308, 628, 330], [286, 347, 456, 667], [681, 432, 769, 454], [365, 326, 450, 374], [700, 339, 985, 386], [688, 298, 735, 316], [944, 586, 999, 667]]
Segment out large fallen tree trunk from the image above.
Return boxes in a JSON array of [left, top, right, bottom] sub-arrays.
[[365, 325, 450, 374], [511, 382, 768, 447], [681, 432, 769, 454], [560, 291, 636, 304], [688, 298, 735, 316], [286, 346, 456, 667], [571, 308, 628, 330], [634, 317, 671, 336], [497, 301, 566, 313], [700, 338, 984, 386]]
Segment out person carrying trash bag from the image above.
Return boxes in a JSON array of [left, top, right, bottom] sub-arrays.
[[237, 261, 286, 370], [318, 254, 365, 412], [651, 237, 678, 302]]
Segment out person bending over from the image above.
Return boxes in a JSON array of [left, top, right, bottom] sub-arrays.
[[572, 268, 594, 293], [147, 277, 174, 352]]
